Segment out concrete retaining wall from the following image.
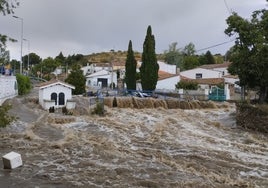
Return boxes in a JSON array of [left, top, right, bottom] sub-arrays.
[[0, 76, 18, 105]]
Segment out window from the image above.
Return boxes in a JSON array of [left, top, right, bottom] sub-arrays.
[[196, 73, 202, 79], [59, 92, 65, 105], [51, 93, 57, 105]]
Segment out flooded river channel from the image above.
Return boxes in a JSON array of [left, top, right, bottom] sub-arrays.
[[0, 97, 268, 187]]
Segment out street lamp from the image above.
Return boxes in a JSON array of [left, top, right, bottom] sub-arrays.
[[13, 15, 23, 74], [23, 38, 30, 74]]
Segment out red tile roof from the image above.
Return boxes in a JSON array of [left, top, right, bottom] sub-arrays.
[[223, 74, 239, 79], [158, 70, 179, 80], [182, 77, 224, 85]]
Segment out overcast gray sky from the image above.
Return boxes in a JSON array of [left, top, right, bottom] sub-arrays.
[[0, 0, 267, 60]]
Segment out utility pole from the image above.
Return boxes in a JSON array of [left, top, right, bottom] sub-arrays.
[[23, 38, 30, 75], [110, 49, 114, 90], [13, 16, 23, 74]]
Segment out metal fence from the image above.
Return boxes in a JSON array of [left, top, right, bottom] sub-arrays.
[[208, 87, 226, 101]]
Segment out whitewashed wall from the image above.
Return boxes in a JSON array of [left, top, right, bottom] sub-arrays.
[[158, 61, 177, 74], [0, 76, 18, 105], [180, 68, 222, 79], [86, 70, 117, 88], [156, 76, 180, 90], [224, 77, 239, 85], [66, 100, 76, 109], [212, 67, 229, 76], [39, 84, 73, 109]]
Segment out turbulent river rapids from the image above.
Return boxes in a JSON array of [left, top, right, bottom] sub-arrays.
[[0, 94, 268, 187]]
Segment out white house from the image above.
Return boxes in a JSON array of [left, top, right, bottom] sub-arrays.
[[135, 61, 180, 91], [156, 71, 180, 91], [223, 74, 239, 86], [38, 80, 75, 110], [86, 69, 117, 90], [137, 61, 178, 74], [198, 62, 240, 97], [199, 62, 232, 76], [81, 63, 112, 76], [180, 68, 222, 79], [0, 75, 18, 105]]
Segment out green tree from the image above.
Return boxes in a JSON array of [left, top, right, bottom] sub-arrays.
[[0, 0, 19, 15], [0, 31, 16, 67], [32, 57, 60, 80], [65, 54, 87, 67], [214, 54, 224, 64], [16, 74, 31, 95], [198, 54, 207, 65], [22, 52, 42, 72], [179, 42, 198, 70], [225, 10, 268, 103], [183, 42, 196, 56], [0, 45, 9, 65], [140, 25, 159, 91], [164, 42, 183, 69], [175, 80, 198, 90], [10, 59, 19, 72], [182, 55, 199, 70], [65, 64, 86, 95], [55, 51, 65, 65], [0, 0, 19, 64], [204, 50, 215, 64], [125, 40, 137, 90]]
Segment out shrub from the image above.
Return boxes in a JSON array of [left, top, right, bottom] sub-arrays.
[[175, 80, 198, 90], [0, 105, 16, 127], [62, 106, 73, 115], [91, 100, 104, 115], [16, 74, 32, 95], [49, 106, 55, 113]]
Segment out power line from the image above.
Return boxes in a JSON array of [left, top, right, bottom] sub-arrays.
[[224, 0, 232, 15], [196, 38, 236, 53], [195, 1, 235, 53]]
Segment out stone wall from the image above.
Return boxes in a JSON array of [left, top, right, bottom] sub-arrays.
[[236, 102, 268, 133]]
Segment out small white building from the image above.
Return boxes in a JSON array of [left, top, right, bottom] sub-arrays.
[[38, 80, 75, 110], [86, 69, 117, 90]]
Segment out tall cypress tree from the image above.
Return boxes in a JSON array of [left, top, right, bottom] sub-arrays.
[[140, 25, 159, 90], [125, 40, 137, 90]]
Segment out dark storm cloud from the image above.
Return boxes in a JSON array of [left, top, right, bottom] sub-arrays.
[[0, 0, 267, 60]]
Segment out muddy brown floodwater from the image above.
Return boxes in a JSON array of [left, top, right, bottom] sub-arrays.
[[0, 94, 268, 187]]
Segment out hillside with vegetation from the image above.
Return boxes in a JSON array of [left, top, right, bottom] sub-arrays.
[[84, 50, 165, 64]]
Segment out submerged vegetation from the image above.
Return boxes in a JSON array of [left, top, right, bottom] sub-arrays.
[[0, 104, 16, 127]]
